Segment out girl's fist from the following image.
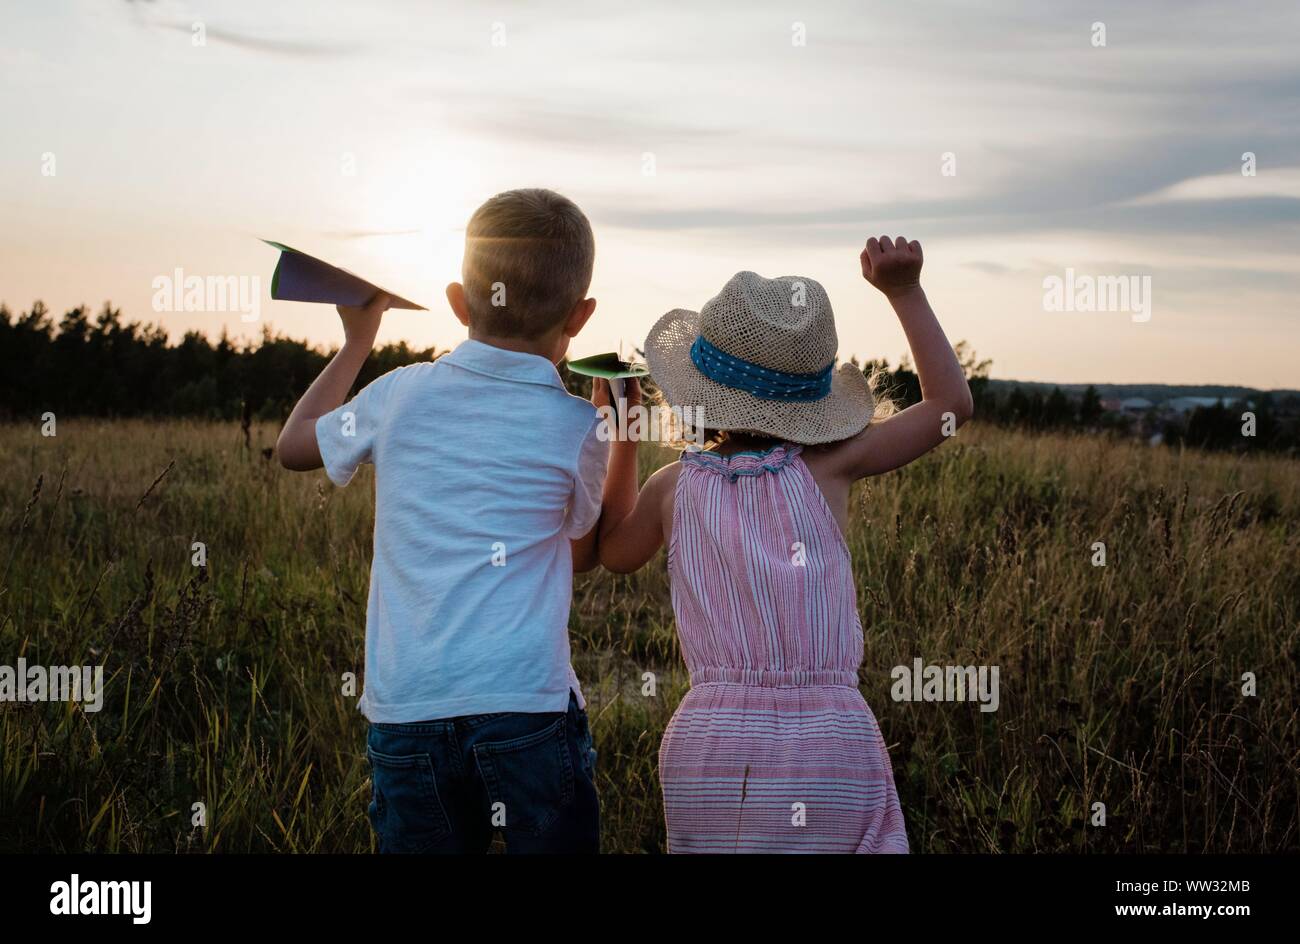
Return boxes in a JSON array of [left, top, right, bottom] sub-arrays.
[[861, 235, 923, 298]]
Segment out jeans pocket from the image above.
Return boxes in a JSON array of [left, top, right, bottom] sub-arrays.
[[472, 715, 573, 836], [366, 747, 452, 853], [574, 708, 597, 780]]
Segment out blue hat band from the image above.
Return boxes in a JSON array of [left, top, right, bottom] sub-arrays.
[[689, 335, 833, 402]]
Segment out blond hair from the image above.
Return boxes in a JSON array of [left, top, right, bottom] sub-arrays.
[[462, 189, 595, 340]]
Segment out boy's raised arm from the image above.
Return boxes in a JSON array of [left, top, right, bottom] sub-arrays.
[[829, 236, 973, 481], [277, 293, 390, 471]]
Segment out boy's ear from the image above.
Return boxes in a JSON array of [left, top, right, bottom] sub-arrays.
[[563, 297, 597, 339], [445, 282, 471, 328]]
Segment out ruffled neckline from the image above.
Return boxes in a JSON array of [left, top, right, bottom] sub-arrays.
[[680, 443, 803, 480]]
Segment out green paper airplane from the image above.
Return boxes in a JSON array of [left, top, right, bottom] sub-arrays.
[[565, 352, 649, 380]]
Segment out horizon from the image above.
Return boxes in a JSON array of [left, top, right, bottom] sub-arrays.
[[8, 294, 1299, 396], [3, 1, 1298, 388]]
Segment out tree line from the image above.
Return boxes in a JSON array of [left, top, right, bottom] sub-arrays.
[[2, 301, 1294, 455], [0, 302, 430, 422]]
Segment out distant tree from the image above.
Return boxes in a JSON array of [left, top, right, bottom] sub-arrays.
[[0, 301, 441, 422], [1044, 386, 1072, 428], [1079, 385, 1103, 426], [1004, 386, 1031, 426], [1180, 403, 1235, 450]]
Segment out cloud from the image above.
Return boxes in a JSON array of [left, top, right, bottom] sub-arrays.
[[151, 20, 360, 57], [124, 1, 361, 58], [964, 261, 1011, 275], [1124, 167, 1300, 205], [324, 228, 424, 239], [440, 102, 734, 151]]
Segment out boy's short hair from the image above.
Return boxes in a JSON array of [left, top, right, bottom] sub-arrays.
[[461, 188, 595, 340]]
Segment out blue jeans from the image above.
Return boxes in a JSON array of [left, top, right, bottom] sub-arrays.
[[365, 692, 599, 854]]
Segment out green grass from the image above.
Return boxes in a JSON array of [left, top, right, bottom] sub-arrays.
[[0, 419, 1296, 852]]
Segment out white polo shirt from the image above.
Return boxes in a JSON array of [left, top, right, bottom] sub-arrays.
[[316, 340, 607, 722]]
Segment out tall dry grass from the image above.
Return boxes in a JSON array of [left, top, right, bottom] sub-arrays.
[[0, 419, 1295, 852]]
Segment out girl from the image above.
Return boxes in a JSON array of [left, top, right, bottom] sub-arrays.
[[598, 236, 972, 853]]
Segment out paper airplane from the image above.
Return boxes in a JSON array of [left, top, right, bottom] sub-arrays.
[[261, 239, 427, 310], [565, 352, 650, 381], [566, 352, 649, 422]]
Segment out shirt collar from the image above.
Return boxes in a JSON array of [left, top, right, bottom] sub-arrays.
[[441, 339, 565, 390]]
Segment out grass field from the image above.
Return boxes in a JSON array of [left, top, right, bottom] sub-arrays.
[[0, 419, 1296, 853]]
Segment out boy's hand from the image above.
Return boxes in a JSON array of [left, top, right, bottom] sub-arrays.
[[337, 292, 391, 346], [861, 235, 923, 298], [590, 377, 611, 411]]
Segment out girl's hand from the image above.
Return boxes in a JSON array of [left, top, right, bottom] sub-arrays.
[[336, 292, 391, 347], [589, 377, 643, 408], [591, 377, 643, 442], [615, 377, 643, 412], [860, 235, 923, 298], [815, 236, 973, 483]]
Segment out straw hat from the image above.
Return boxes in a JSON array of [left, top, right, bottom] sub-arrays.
[[644, 271, 874, 444]]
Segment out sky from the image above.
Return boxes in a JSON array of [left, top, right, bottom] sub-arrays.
[[1, 0, 1298, 388]]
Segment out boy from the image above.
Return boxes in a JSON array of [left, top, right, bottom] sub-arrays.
[[277, 189, 608, 853]]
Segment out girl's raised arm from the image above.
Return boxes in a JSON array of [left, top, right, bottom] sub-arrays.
[[827, 236, 973, 480]]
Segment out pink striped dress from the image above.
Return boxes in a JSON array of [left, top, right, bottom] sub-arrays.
[[659, 444, 909, 853]]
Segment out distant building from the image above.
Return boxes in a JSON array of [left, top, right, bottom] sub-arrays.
[[1119, 397, 1154, 413], [1100, 398, 1123, 413]]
